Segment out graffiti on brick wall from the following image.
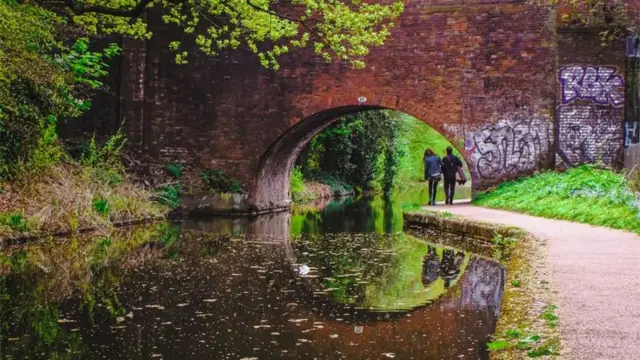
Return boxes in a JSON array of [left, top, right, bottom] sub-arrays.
[[625, 121, 639, 147], [465, 113, 551, 179], [557, 104, 622, 166], [559, 65, 625, 107]]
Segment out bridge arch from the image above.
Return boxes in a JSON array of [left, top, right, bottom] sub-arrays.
[[251, 104, 470, 211]]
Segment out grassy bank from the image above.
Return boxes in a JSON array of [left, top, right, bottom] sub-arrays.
[[0, 133, 172, 240], [0, 163, 168, 240], [474, 165, 640, 233], [291, 168, 354, 203]]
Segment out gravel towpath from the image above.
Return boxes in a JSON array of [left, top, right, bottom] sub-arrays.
[[429, 203, 640, 360]]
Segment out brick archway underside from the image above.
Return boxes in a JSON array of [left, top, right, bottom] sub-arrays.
[[251, 106, 471, 212]]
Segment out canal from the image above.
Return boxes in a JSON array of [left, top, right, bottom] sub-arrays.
[[0, 189, 504, 360]]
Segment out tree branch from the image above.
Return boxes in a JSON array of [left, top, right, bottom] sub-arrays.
[[245, 0, 317, 36], [64, 0, 154, 18]]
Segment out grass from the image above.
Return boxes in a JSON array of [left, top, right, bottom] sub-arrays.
[[474, 165, 640, 233], [394, 115, 471, 190], [0, 163, 169, 239]]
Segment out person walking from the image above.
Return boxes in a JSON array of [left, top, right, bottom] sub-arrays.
[[441, 146, 464, 205], [424, 148, 442, 206]]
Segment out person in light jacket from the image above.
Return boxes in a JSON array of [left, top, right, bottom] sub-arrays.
[[424, 148, 443, 206]]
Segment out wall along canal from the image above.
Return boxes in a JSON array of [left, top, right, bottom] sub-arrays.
[[0, 193, 504, 359]]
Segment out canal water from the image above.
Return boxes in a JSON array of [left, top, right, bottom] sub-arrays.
[[0, 189, 504, 360]]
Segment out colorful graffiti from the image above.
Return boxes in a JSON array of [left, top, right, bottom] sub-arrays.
[[558, 65, 625, 107], [466, 112, 551, 179]]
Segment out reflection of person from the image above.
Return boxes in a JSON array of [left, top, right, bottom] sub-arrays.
[[423, 148, 443, 206], [421, 246, 440, 286], [440, 249, 465, 288], [441, 146, 464, 205]]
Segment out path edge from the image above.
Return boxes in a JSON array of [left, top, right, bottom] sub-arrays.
[[404, 210, 561, 359]]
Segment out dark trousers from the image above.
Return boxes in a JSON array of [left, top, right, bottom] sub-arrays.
[[428, 178, 439, 205], [443, 176, 456, 204]]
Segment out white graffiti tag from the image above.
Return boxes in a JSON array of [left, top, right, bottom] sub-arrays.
[[557, 104, 622, 166], [559, 65, 624, 107], [469, 116, 551, 180]]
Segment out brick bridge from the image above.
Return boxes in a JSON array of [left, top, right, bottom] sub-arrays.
[[82, 0, 634, 213]]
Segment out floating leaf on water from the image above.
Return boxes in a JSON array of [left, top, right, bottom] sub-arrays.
[[288, 318, 308, 323], [203, 299, 218, 303], [57, 319, 76, 324], [145, 305, 165, 310], [177, 303, 189, 307]]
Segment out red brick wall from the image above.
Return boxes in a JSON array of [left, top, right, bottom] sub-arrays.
[[114, 1, 560, 210], [102, 0, 627, 211], [555, 29, 627, 169]]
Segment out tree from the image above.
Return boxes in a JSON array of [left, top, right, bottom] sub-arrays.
[[534, 0, 639, 42], [0, 1, 120, 179], [41, 0, 404, 69]]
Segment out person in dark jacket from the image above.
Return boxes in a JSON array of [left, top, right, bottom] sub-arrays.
[[424, 148, 442, 206], [441, 146, 463, 205]]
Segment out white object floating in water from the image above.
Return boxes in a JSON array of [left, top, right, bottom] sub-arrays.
[[297, 264, 311, 275], [382, 353, 396, 358]]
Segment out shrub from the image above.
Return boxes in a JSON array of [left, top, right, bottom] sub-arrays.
[[315, 173, 353, 196], [92, 197, 110, 216], [200, 169, 244, 194], [156, 184, 181, 209], [166, 163, 183, 178], [0, 212, 29, 233], [79, 130, 127, 169], [291, 167, 306, 195]]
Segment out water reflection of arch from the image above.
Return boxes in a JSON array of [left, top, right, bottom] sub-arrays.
[[180, 212, 505, 321], [63, 220, 505, 360], [283, 256, 505, 360]]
